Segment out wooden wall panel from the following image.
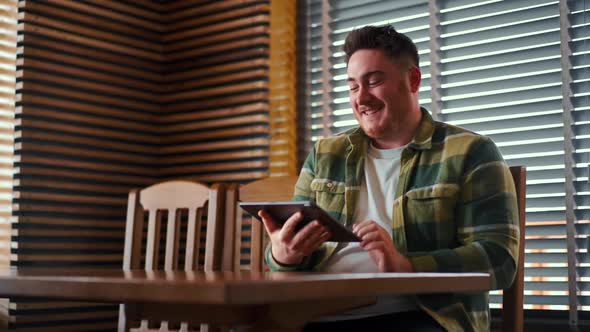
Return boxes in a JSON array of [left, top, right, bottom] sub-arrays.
[[269, 0, 297, 176], [9, 0, 298, 330], [11, 0, 161, 330], [160, 0, 271, 183], [1, 0, 18, 328], [0, 0, 16, 270]]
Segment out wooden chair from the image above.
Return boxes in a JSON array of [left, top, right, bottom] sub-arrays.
[[498, 166, 526, 332], [118, 181, 226, 332], [222, 176, 298, 272], [223, 168, 526, 331], [222, 176, 376, 331]]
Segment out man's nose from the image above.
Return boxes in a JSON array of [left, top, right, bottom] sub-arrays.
[[356, 85, 373, 105]]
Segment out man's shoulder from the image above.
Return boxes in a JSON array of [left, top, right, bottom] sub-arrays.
[[314, 127, 360, 153], [431, 120, 505, 166], [431, 120, 491, 146]]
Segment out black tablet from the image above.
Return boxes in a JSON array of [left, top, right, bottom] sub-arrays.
[[238, 201, 360, 242]]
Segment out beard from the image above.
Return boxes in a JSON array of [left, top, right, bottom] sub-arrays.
[[356, 101, 392, 138]]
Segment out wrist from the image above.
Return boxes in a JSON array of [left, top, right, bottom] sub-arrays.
[[395, 253, 414, 272], [271, 247, 303, 266]]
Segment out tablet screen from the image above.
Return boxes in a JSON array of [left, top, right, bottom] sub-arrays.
[[239, 201, 360, 242]]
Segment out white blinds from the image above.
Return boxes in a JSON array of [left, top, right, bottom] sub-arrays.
[[0, 0, 16, 268], [440, 0, 572, 312], [298, 0, 589, 320], [305, 0, 430, 145], [569, 0, 590, 314]]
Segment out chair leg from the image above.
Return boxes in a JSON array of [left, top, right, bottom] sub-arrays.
[[202, 324, 223, 332], [119, 304, 130, 332]]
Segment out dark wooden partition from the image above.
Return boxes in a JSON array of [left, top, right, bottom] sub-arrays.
[[159, 0, 272, 183], [10, 0, 296, 330], [0, 0, 17, 327], [12, 0, 161, 330]]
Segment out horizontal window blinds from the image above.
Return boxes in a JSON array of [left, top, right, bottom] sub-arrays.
[[569, 0, 590, 313], [439, 0, 571, 311], [299, 0, 589, 319], [304, 0, 430, 150]]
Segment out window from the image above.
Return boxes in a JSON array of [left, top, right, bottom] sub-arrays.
[[298, 0, 589, 323]]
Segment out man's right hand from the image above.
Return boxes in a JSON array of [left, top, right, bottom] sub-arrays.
[[258, 210, 331, 265]]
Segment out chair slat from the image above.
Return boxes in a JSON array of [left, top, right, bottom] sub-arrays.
[[195, 207, 204, 269], [233, 203, 243, 272], [250, 217, 263, 272], [184, 207, 198, 271], [123, 190, 142, 270], [145, 210, 160, 271], [222, 185, 238, 272], [204, 184, 225, 272], [164, 209, 179, 271]]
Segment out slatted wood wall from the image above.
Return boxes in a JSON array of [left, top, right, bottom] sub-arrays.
[[9, 0, 298, 330], [268, 0, 297, 177], [160, 0, 272, 183], [12, 0, 162, 330], [0, 0, 17, 327], [0, 0, 16, 269]]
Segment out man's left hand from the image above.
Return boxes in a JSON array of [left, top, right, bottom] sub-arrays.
[[353, 220, 414, 273]]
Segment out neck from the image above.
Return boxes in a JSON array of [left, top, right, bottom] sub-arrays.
[[372, 107, 423, 149]]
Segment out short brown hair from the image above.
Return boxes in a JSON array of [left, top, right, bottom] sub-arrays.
[[343, 25, 419, 69]]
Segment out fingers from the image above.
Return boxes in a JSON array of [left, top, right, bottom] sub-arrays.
[[353, 220, 391, 250], [291, 221, 330, 252], [359, 231, 382, 246], [258, 210, 281, 234], [303, 231, 331, 255], [362, 240, 386, 251], [280, 211, 305, 242], [353, 220, 382, 240], [260, 210, 329, 265]]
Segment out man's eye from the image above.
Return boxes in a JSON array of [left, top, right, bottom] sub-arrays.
[[349, 85, 359, 91], [369, 80, 382, 86]]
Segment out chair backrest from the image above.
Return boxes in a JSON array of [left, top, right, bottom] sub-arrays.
[[120, 181, 226, 331], [123, 181, 225, 272], [502, 166, 526, 332], [222, 176, 298, 272], [123, 181, 224, 271]]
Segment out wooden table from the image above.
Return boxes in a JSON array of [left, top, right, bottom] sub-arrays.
[[0, 268, 491, 331]]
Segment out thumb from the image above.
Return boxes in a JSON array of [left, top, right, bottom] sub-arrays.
[[258, 210, 280, 234]]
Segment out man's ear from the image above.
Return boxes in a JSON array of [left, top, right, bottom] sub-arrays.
[[408, 66, 421, 93]]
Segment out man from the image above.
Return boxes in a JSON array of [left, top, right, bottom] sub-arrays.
[[258, 25, 519, 332]]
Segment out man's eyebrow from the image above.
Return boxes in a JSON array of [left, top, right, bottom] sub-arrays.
[[347, 70, 385, 82]]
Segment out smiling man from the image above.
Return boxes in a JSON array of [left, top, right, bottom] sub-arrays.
[[260, 25, 520, 332]]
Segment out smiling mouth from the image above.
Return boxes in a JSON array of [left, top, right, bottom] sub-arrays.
[[361, 108, 381, 116]]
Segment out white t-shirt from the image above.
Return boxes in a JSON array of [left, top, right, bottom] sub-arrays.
[[317, 143, 417, 320]]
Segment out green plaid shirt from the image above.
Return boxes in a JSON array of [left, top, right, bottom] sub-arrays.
[[266, 109, 519, 332]]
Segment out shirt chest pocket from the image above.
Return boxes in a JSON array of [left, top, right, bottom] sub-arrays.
[[310, 179, 345, 216], [404, 184, 460, 250]]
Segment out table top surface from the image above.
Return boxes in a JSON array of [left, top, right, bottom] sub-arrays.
[[0, 268, 491, 305]]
